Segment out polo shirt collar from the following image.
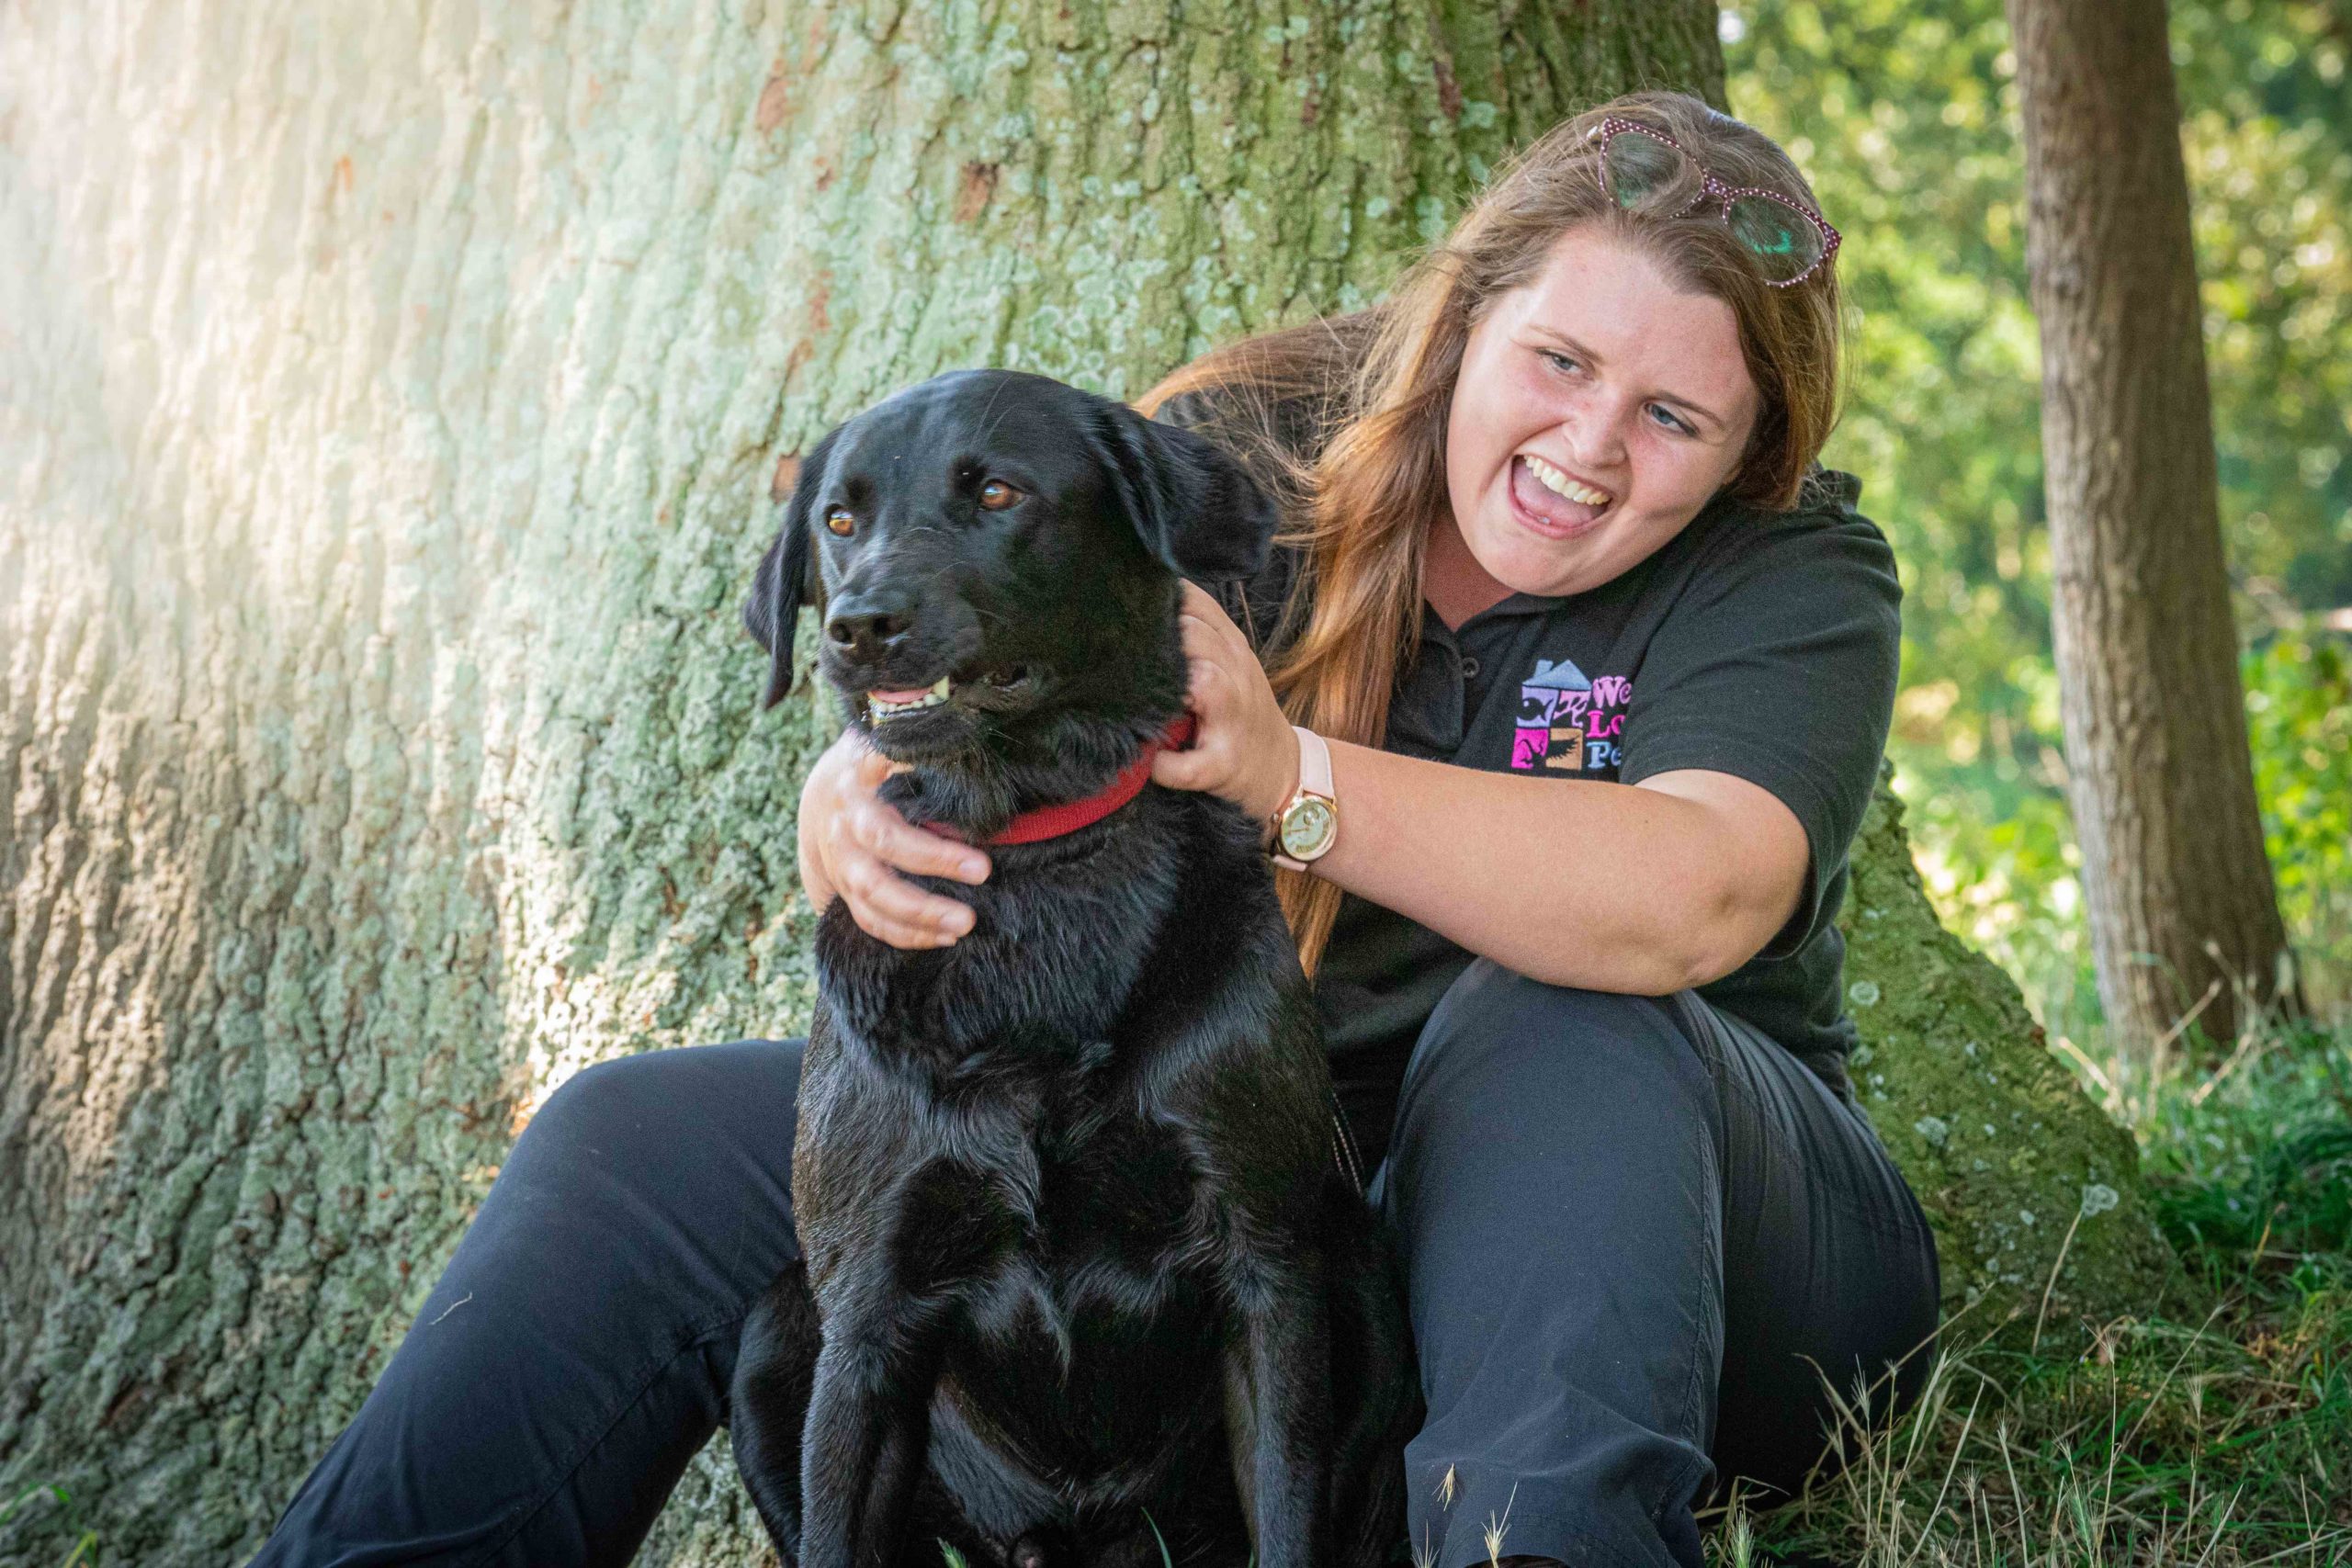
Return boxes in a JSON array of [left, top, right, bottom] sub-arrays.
[[1417, 588, 1568, 648], [1460, 590, 1564, 624]]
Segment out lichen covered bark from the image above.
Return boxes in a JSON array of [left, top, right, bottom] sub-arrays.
[[1838, 774, 2188, 1341], [0, 2, 2151, 1564]]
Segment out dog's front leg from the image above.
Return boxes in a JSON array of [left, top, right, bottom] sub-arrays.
[[799, 1323, 940, 1568], [1222, 1257, 1333, 1568], [732, 1262, 822, 1560]]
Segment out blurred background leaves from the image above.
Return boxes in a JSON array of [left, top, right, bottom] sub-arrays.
[[1724, 0, 2352, 1046]]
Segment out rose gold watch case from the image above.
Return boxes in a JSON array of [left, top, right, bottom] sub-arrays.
[[1270, 726, 1337, 871]]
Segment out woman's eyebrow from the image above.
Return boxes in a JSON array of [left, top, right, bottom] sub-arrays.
[[1532, 329, 1731, 431]]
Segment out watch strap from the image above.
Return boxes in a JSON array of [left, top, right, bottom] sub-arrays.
[[1271, 726, 1337, 871]]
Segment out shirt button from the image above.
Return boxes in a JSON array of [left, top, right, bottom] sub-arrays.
[[1459, 656, 1480, 679]]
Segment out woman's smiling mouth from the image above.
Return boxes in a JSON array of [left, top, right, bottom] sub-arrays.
[[1510, 454, 1614, 538], [1524, 453, 1613, 508]]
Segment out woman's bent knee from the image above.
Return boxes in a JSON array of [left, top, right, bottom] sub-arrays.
[[529, 1037, 801, 1144], [1404, 961, 1719, 1130], [490, 1037, 808, 1335]]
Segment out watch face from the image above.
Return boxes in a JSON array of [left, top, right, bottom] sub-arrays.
[[1279, 796, 1336, 860]]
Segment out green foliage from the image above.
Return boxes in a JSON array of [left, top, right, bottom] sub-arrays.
[[2245, 626, 2352, 1009], [1724, 1, 2352, 1042], [2176, 4, 2352, 616]]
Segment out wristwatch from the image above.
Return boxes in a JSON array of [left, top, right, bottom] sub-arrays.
[[1270, 726, 1339, 871]]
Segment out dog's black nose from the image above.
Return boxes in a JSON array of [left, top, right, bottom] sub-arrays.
[[825, 589, 918, 662]]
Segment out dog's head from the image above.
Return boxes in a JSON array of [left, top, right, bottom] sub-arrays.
[[743, 370, 1279, 786]]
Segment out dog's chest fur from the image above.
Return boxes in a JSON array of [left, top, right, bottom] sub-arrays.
[[792, 789, 1309, 1495], [813, 797, 1190, 1056]]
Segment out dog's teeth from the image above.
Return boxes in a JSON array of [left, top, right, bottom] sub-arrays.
[[867, 680, 952, 720]]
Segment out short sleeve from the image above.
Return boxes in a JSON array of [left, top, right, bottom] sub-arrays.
[[1618, 481, 1902, 960]]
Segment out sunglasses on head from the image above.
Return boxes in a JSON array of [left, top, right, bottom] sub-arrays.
[[1588, 117, 1841, 288]]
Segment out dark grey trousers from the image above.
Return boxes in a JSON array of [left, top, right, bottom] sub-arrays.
[[251, 960, 1939, 1568]]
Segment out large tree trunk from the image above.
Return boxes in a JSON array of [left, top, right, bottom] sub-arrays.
[[2007, 0, 2297, 1055], [2, 4, 2176, 1563]]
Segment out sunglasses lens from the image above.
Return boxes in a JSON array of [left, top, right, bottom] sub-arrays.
[[1727, 194, 1825, 282], [1602, 130, 1699, 213]]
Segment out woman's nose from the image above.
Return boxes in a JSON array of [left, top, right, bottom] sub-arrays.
[[1560, 403, 1628, 472]]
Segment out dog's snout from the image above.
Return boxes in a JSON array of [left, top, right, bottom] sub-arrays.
[[825, 589, 917, 662]]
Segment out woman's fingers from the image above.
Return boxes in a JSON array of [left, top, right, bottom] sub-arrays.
[[1150, 739, 1211, 791], [813, 740, 988, 948], [1176, 581, 1250, 653], [852, 800, 990, 885], [1176, 617, 1246, 682], [851, 739, 902, 787], [1185, 654, 1235, 720], [839, 851, 974, 945], [1152, 657, 1241, 793], [831, 739, 987, 884]]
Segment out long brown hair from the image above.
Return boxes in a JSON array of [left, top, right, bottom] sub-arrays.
[[1138, 91, 1847, 975]]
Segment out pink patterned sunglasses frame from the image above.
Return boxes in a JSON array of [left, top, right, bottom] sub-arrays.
[[1587, 117, 1842, 288]]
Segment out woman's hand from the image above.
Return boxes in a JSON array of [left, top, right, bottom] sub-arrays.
[[797, 729, 990, 948], [1149, 581, 1300, 829]]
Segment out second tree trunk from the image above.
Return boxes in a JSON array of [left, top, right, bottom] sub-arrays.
[[2007, 0, 2296, 1054]]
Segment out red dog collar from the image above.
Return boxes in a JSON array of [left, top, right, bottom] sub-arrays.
[[940, 715, 1196, 847]]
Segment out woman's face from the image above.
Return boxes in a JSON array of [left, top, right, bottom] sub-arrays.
[[1443, 226, 1762, 600]]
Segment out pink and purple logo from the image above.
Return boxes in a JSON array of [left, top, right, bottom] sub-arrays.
[[1511, 658, 1631, 773]]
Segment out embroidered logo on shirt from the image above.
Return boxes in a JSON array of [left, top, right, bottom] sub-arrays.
[[1511, 658, 1631, 772]]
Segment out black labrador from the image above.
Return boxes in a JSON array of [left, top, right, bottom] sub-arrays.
[[732, 370, 1415, 1568]]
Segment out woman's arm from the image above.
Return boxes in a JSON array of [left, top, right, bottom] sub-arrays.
[[1151, 581, 1810, 995], [1313, 743, 1807, 993]]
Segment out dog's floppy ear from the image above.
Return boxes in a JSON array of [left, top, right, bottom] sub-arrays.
[[742, 428, 840, 710], [1091, 403, 1279, 583]]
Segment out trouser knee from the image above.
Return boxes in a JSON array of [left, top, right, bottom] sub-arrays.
[[518, 1040, 804, 1178], [1394, 961, 1721, 1158]]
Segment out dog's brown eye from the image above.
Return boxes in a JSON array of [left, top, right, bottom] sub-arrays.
[[824, 505, 854, 536], [977, 479, 1023, 512]]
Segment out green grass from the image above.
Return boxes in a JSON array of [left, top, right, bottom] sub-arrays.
[[0, 1481, 99, 1567], [1714, 1012, 2352, 1567]]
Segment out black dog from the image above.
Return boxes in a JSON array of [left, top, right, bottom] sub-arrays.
[[732, 370, 1415, 1568]]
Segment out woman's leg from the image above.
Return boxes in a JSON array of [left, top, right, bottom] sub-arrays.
[[250, 1037, 807, 1568], [1374, 962, 1939, 1568]]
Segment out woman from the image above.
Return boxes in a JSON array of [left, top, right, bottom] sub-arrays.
[[254, 91, 1938, 1568]]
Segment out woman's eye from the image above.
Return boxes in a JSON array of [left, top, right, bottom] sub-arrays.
[[1540, 349, 1582, 376], [824, 505, 854, 536], [1646, 404, 1697, 438], [977, 479, 1024, 512]]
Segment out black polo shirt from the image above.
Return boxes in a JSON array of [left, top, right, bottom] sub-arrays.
[[1159, 389, 1903, 1116]]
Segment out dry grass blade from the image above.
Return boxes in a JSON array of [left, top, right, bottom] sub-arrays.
[[1481, 1482, 1518, 1568]]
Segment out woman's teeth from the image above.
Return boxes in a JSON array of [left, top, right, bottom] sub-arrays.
[[1522, 455, 1612, 508], [866, 675, 952, 719]]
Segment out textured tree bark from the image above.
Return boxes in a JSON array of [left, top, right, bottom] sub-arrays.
[[1, 3, 2174, 1564], [2007, 0, 2296, 1055]]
